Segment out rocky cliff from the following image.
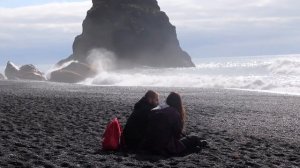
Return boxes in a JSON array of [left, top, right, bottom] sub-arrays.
[[0, 73, 4, 80], [57, 0, 195, 68]]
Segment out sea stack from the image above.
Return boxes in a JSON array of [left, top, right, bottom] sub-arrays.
[[56, 0, 195, 69], [50, 62, 97, 83], [0, 73, 4, 80], [4, 61, 46, 81]]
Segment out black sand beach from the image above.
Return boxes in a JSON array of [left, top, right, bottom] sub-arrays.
[[0, 80, 299, 168]]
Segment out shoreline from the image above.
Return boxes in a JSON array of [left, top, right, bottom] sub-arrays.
[[3, 79, 300, 97], [227, 88, 300, 97]]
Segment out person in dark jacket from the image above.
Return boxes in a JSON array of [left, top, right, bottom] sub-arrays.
[[141, 92, 208, 156], [122, 90, 159, 150]]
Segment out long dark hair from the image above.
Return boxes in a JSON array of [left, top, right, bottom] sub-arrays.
[[166, 92, 186, 126]]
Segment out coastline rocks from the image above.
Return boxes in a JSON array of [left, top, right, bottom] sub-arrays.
[[19, 64, 45, 81], [50, 70, 85, 83], [4, 61, 19, 80], [57, 0, 195, 69], [49, 62, 97, 83], [0, 73, 4, 80], [4, 61, 46, 81]]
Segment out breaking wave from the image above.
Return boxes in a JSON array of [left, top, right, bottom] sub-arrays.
[[81, 54, 300, 95]]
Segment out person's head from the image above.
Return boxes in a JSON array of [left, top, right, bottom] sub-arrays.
[[145, 90, 159, 106], [166, 92, 186, 125]]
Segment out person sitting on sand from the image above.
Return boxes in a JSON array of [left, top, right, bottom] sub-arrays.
[[122, 90, 159, 150], [141, 92, 208, 156]]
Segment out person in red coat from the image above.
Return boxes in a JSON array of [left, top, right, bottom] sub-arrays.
[[141, 92, 208, 156]]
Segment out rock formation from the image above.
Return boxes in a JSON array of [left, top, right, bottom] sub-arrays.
[[52, 0, 195, 83], [5, 62, 19, 80], [4, 61, 46, 81], [49, 62, 97, 83], [0, 73, 4, 80]]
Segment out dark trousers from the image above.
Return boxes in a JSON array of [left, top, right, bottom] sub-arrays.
[[180, 135, 202, 154]]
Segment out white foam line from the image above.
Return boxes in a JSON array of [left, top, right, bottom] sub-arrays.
[[228, 88, 300, 96]]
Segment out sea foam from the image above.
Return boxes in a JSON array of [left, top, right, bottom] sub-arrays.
[[81, 54, 300, 95]]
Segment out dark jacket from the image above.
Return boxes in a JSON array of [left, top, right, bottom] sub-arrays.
[[141, 106, 186, 155], [123, 97, 156, 149]]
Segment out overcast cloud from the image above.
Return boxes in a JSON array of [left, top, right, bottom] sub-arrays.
[[0, 0, 300, 66]]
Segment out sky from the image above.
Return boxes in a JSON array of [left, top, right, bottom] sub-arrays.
[[0, 0, 300, 67]]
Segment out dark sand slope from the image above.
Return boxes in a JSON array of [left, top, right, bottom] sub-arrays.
[[0, 80, 299, 168]]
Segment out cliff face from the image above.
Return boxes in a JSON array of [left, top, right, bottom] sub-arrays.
[[0, 73, 4, 80], [58, 0, 195, 68]]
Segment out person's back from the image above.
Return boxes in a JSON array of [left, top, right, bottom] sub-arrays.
[[141, 92, 209, 156], [123, 91, 159, 150], [141, 106, 185, 155]]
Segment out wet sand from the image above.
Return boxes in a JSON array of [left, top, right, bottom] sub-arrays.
[[0, 80, 299, 168]]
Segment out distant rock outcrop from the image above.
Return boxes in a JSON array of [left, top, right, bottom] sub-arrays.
[[0, 73, 4, 80], [49, 62, 97, 83], [56, 0, 195, 71], [4, 61, 46, 81], [5, 61, 19, 80]]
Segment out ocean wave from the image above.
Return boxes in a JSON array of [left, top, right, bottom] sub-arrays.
[[267, 57, 300, 75], [80, 55, 300, 95]]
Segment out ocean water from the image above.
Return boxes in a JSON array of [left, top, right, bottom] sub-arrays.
[[1, 54, 300, 95], [81, 54, 300, 95]]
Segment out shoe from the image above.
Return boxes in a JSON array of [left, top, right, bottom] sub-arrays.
[[198, 140, 209, 148]]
